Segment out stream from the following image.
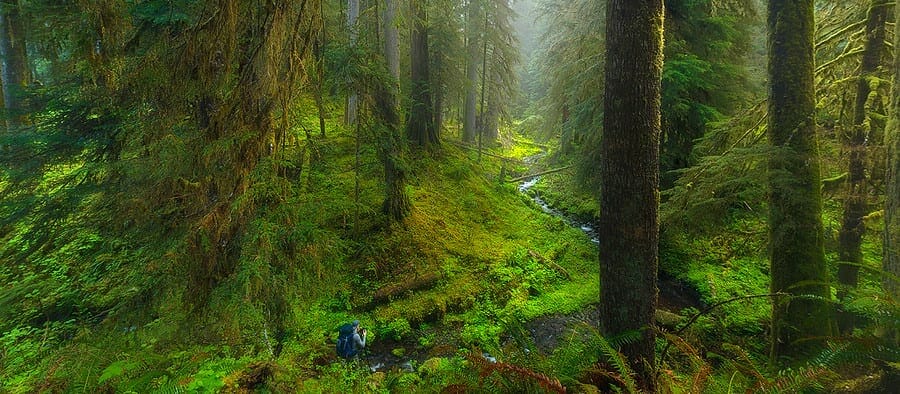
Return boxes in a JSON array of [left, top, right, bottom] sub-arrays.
[[362, 156, 604, 373]]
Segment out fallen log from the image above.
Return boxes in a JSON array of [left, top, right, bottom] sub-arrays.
[[507, 166, 573, 183], [445, 140, 527, 164], [358, 271, 443, 310], [528, 250, 571, 280]]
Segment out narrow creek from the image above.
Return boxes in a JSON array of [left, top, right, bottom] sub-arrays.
[[362, 154, 603, 373]]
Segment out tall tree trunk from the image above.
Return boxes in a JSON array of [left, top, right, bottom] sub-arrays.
[[384, 0, 400, 83], [884, 0, 900, 299], [600, 0, 664, 390], [379, 0, 409, 221], [406, 0, 438, 148], [477, 30, 487, 161], [0, 0, 29, 132], [463, 0, 478, 143], [345, 0, 359, 127], [837, 0, 889, 334], [314, 35, 327, 138], [484, 57, 500, 143], [433, 87, 443, 139], [767, 0, 834, 360]]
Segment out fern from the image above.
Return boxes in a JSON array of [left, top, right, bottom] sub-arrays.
[[465, 350, 566, 393]]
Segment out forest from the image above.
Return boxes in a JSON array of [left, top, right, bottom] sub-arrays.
[[0, 0, 898, 392]]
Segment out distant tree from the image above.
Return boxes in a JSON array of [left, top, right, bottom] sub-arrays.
[[885, 0, 900, 298], [427, 0, 465, 138], [346, 0, 360, 126], [659, 0, 754, 189], [599, 0, 664, 390], [0, 0, 29, 131], [836, 0, 890, 334], [480, 0, 517, 144], [767, 0, 835, 360], [407, 0, 438, 148], [463, 0, 480, 143]]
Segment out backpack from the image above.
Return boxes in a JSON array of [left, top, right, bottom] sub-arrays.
[[336, 323, 357, 358]]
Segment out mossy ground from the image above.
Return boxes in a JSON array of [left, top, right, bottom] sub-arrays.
[[4, 115, 893, 392], [1, 121, 602, 392]]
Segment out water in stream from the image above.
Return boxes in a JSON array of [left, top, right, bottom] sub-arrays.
[[364, 165, 601, 372]]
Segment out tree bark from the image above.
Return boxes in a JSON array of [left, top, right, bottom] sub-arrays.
[[884, 0, 900, 299], [383, 0, 400, 82], [837, 0, 889, 334], [378, 0, 409, 222], [484, 62, 500, 143], [313, 34, 327, 138], [406, 0, 438, 148], [0, 0, 29, 132], [463, 0, 479, 143], [345, 0, 359, 127], [600, 0, 664, 390], [767, 0, 835, 360]]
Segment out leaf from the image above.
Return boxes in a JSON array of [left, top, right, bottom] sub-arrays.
[[98, 360, 137, 384]]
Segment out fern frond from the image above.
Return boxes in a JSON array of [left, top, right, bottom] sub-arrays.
[[595, 336, 637, 393]]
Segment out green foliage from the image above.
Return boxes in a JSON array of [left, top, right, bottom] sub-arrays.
[[382, 318, 413, 341]]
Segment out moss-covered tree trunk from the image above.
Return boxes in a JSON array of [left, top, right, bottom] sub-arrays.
[[767, 0, 835, 360], [0, 0, 29, 132], [599, 0, 664, 389], [885, 0, 900, 298], [407, 0, 438, 148], [379, 0, 410, 221], [837, 0, 890, 334]]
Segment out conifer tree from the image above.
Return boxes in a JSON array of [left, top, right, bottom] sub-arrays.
[[463, 0, 480, 143], [599, 0, 664, 389], [837, 0, 890, 333], [0, 0, 29, 131], [885, 0, 900, 298], [407, 0, 438, 148], [767, 0, 835, 360], [378, 0, 410, 221]]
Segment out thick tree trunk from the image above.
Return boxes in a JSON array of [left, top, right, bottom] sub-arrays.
[[0, 0, 29, 131], [383, 0, 400, 83], [885, 1, 900, 298], [600, 0, 664, 390], [767, 0, 835, 360], [463, 0, 479, 143], [345, 0, 359, 127], [837, 0, 889, 334], [406, 0, 438, 148], [379, 0, 409, 222]]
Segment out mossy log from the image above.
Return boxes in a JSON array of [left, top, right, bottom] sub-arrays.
[[654, 309, 685, 330], [358, 272, 443, 310], [507, 166, 573, 183], [528, 250, 571, 280]]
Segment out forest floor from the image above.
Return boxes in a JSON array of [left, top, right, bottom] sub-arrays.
[[345, 146, 707, 378], [7, 129, 892, 393]]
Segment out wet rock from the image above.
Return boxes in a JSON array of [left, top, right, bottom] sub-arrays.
[[400, 360, 415, 372]]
